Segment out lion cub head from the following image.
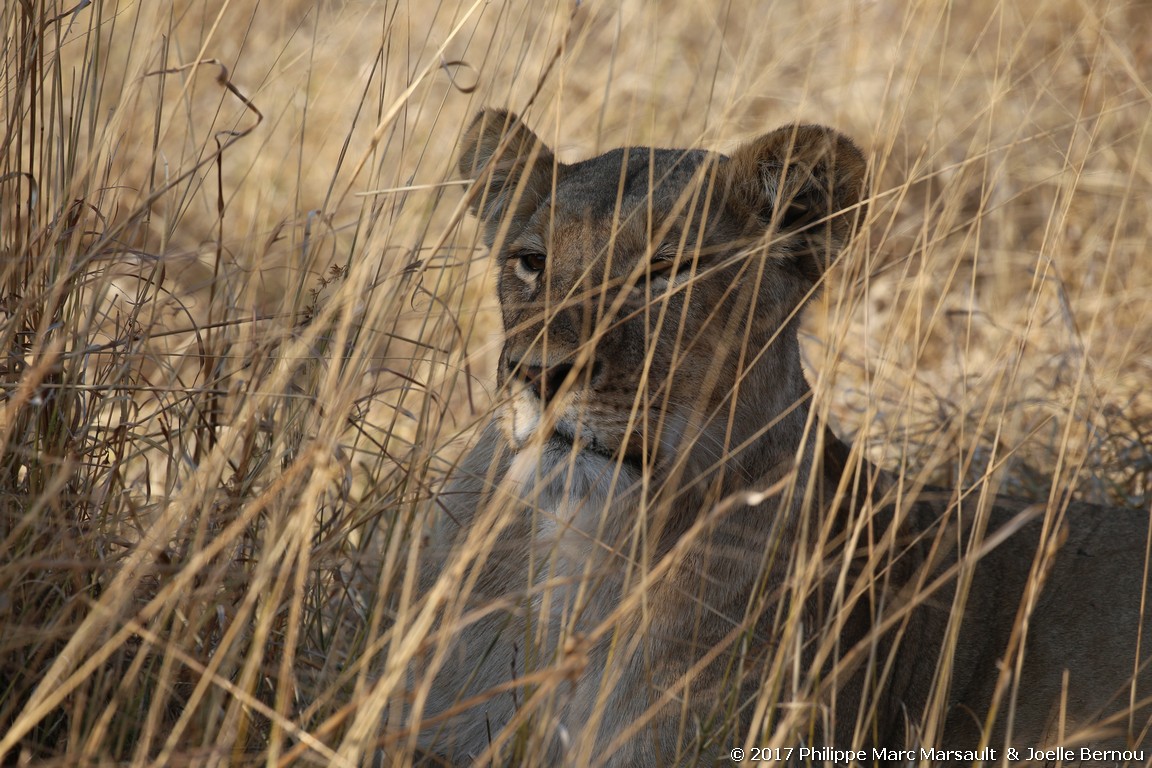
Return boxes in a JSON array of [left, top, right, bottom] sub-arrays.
[[458, 109, 866, 489]]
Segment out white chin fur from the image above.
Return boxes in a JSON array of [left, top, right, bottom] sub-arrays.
[[504, 392, 542, 446], [500, 390, 639, 515], [503, 389, 590, 450]]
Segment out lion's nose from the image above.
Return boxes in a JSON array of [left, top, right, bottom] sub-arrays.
[[508, 359, 602, 403], [515, 361, 572, 404]]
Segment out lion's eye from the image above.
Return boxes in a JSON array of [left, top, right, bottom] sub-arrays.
[[515, 251, 547, 273], [779, 201, 812, 229], [648, 244, 681, 278]]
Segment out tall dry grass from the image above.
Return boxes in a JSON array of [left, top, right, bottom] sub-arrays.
[[1, 0, 1150, 764]]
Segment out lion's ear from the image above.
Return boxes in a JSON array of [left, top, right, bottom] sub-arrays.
[[458, 109, 557, 246], [726, 124, 867, 284]]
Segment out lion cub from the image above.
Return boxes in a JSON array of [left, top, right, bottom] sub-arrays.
[[403, 110, 1151, 766]]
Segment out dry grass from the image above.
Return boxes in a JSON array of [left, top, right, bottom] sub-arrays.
[[2, 0, 1150, 764]]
